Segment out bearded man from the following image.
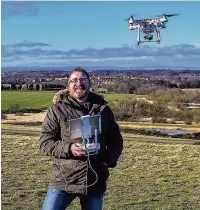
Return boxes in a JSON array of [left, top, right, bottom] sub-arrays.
[[40, 68, 123, 210]]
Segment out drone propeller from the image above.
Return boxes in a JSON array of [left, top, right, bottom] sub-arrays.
[[157, 13, 180, 17], [123, 13, 139, 21], [124, 17, 132, 21]]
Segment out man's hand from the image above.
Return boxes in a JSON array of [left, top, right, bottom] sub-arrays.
[[70, 143, 85, 157]]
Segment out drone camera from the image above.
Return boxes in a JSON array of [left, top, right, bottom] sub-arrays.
[[144, 34, 153, 40]]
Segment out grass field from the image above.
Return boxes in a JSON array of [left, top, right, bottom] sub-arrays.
[[1, 123, 41, 131], [1, 91, 56, 110], [2, 121, 200, 137], [181, 88, 200, 92], [119, 122, 200, 132], [103, 93, 145, 101], [1, 123, 192, 142], [2, 134, 200, 210], [1, 91, 144, 110]]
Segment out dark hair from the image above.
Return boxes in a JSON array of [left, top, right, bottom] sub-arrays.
[[68, 67, 91, 83]]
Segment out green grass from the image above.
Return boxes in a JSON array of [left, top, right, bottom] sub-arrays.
[[1, 91, 145, 110], [1, 123, 41, 131], [1, 123, 193, 141], [2, 134, 200, 210], [121, 132, 191, 141], [118, 122, 200, 132], [1, 91, 56, 110], [181, 88, 200, 92], [103, 93, 145, 102], [96, 88, 108, 92]]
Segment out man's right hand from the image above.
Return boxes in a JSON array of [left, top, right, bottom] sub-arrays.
[[70, 143, 85, 156]]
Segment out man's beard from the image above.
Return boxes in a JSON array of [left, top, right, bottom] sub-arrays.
[[73, 85, 89, 99]]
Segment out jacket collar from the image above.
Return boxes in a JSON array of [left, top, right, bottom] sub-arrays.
[[62, 91, 108, 113]]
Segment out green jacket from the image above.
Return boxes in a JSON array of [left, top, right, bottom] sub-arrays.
[[39, 92, 123, 195]]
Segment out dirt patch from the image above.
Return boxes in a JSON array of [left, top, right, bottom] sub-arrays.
[[3, 112, 47, 123]]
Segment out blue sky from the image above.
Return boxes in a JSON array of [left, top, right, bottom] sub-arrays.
[[1, 1, 200, 68]]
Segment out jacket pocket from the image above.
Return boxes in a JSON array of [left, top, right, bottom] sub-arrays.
[[52, 159, 79, 182]]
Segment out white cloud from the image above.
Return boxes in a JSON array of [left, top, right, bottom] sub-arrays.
[[2, 43, 200, 68]]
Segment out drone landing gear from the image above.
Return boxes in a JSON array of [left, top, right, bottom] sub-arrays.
[[136, 28, 161, 45], [137, 28, 140, 45], [156, 28, 161, 44]]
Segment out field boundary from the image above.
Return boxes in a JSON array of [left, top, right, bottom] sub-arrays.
[[2, 129, 200, 145]]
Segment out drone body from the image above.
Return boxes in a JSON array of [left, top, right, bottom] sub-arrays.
[[126, 14, 179, 45]]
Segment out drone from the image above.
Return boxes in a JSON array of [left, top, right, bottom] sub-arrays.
[[125, 13, 180, 45]]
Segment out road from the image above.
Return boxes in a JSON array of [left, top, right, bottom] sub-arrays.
[[2, 129, 200, 145]]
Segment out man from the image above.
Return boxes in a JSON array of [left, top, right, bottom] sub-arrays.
[[40, 68, 123, 210]]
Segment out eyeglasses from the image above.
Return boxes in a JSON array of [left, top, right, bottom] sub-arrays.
[[68, 77, 89, 84]]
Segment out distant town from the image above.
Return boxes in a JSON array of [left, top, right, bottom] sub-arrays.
[[1, 68, 200, 92]]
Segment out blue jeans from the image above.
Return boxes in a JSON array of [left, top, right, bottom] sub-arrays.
[[42, 188, 104, 210]]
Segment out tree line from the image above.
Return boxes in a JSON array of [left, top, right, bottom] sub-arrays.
[[1, 84, 65, 91], [109, 89, 200, 124], [95, 78, 200, 95]]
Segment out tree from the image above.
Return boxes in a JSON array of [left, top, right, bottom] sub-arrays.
[[29, 84, 33, 91], [18, 84, 22, 90], [129, 85, 136, 94], [11, 84, 17, 90], [35, 84, 40, 91]]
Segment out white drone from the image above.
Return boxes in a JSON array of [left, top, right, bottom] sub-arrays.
[[125, 13, 180, 45]]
